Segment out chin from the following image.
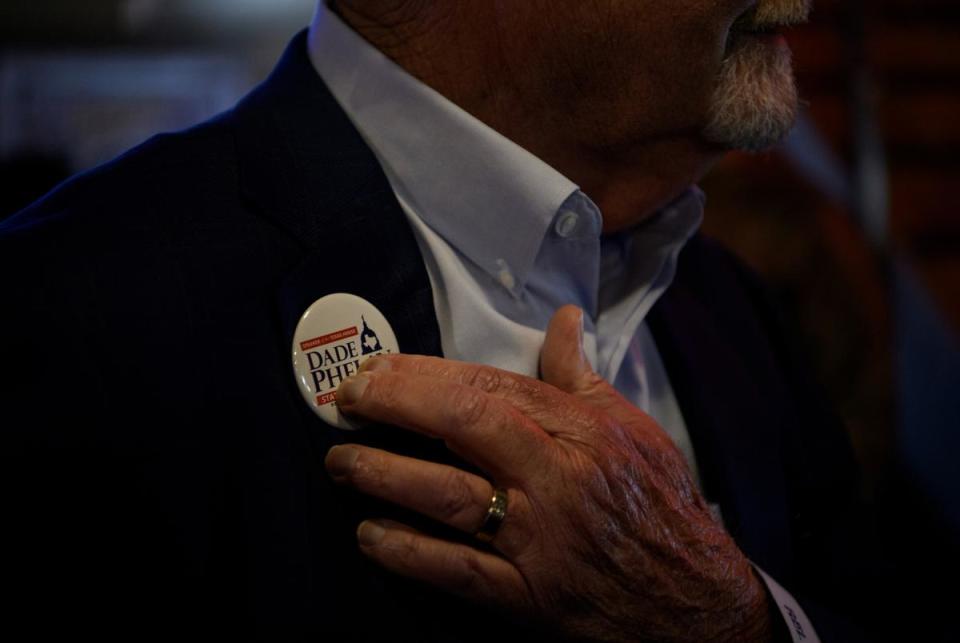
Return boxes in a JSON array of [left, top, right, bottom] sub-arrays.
[[702, 33, 800, 153]]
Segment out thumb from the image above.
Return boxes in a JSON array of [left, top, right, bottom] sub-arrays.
[[539, 305, 591, 393], [539, 306, 637, 421], [542, 308, 676, 449]]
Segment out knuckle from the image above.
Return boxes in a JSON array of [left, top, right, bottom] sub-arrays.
[[463, 364, 502, 393], [563, 448, 614, 495], [581, 370, 607, 390], [573, 459, 603, 489], [579, 408, 625, 446], [597, 415, 628, 443], [450, 548, 486, 596], [578, 370, 613, 399], [369, 373, 401, 408], [410, 355, 437, 376], [449, 386, 490, 426], [353, 451, 388, 490], [494, 491, 532, 555], [436, 468, 477, 523], [391, 532, 421, 567]]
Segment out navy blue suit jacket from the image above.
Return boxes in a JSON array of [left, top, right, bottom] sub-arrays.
[[2, 33, 881, 641]]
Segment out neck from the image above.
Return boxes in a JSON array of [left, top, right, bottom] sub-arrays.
[[333, 1, 722, 233]]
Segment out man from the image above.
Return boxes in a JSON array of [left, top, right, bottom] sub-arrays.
[[3, 1, 878, 641]]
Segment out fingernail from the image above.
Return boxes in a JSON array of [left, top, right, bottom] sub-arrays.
[[360, 356, 392, 373], [325, 445, 359, 478], [357, 520, 386, 546], [337, 373, 370, 405]]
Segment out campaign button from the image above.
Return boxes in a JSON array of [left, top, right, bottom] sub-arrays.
[[292, 293, 399, 430]]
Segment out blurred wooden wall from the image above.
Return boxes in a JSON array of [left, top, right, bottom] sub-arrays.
[[701, 0, 959, 497]]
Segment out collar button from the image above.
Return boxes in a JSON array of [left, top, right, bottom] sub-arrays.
[[555, 210, 581, 238]]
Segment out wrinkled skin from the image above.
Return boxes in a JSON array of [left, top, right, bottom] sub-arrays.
[[334, 0, 808, 230], [326, 306, 771, 642]]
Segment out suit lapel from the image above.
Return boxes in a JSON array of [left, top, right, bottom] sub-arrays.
[[231, 31, 442, 362]]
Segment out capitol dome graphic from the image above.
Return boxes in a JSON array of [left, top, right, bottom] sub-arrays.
[[359, 315, 383, 355]]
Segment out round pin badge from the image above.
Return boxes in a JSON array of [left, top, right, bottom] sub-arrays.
[[292, 293, 399, 430]]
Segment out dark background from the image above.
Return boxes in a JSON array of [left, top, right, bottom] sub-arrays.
[[701, 3, 960, 637]]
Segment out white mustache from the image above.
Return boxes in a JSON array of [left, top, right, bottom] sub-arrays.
[[733, 0, 812, 31]]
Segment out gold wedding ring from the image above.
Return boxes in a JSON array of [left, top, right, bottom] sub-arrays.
[[475, 487, 509, 543]]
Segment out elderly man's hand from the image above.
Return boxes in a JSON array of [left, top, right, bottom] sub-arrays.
[[324, 305, 773, 643]]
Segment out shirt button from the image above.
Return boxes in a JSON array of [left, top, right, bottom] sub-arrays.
[[497, 259, 517, 292], [555, 210, 580, 238]]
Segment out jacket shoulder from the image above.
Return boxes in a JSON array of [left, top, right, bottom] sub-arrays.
[[0, 110, 238, 243]]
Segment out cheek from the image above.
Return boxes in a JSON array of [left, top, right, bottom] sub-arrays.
[[634, 21, 729, 131], [510, 0, 742, 135]]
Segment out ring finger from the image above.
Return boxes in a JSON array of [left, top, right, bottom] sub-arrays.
[[325, 444, 524, 554]]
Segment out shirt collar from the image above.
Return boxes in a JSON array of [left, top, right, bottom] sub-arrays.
[[307, 3, 583, 294]]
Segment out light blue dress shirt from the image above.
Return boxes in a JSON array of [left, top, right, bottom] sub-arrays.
[[305, 5, 822, 642], [306, 5, 703, 485]]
